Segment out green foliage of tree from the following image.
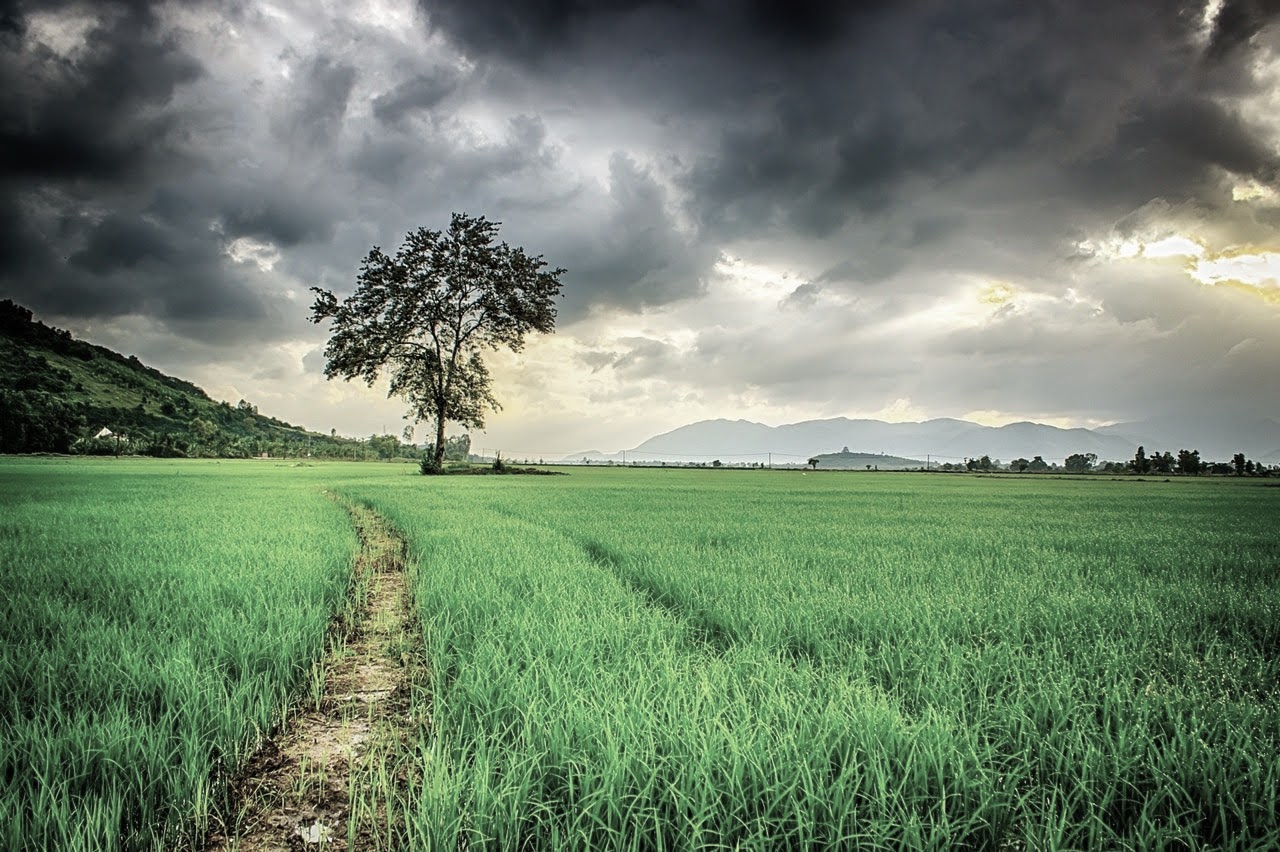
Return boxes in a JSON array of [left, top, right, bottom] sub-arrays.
[[425, 433, 472, 463], [0, 389, 84, 453], [1011, 458, 1030, 473], [368, 433, 411, 460], [1131, 445, 1151, 474], [1064, 452, 1097, 473], [1176, 448, 1202, 475], [310, 213, 565, 474], [966, 455, 994, 472], [1026, 456, 1049, 472], [189, 418, 217, 440]]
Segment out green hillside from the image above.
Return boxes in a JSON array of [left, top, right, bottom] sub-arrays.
[[811, 449, 926, 470], [0, 299, 372, 458]]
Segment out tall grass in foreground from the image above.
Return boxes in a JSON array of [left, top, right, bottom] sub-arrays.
[[351, 471, 1280, 850], [0, 459, 358, 850]]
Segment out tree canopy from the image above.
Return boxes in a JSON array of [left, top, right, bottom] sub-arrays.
[[1064, 452, 1097, 473], [309, 213, 565, 473]]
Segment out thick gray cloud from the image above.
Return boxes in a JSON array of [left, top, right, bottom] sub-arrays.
[[0, 0, 203, 183], [418, 0, 1276, 245], [1207, 0, 1280, 59], [1, 0, 1278, 446], [372, 66, 461, 126]]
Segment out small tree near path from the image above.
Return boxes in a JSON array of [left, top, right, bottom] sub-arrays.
[[310, 213, 565, 473]]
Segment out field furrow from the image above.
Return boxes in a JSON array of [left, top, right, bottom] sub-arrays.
[[205, 500, 428, 851]]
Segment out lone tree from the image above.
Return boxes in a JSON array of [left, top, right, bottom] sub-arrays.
[[309, 213, 565, 473]]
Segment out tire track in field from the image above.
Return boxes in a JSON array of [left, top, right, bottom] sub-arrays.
[[581, 538, 746, 656], [496, 504, 821, 663], [483, 503, 746, 658], [203, 501, 429, 851]]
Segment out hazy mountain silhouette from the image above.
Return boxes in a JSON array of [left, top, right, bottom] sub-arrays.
[[1098, 415, 1280, 462], [569, 415, 1279, 465]]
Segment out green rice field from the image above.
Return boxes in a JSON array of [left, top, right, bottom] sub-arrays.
[[2, 458, 1278, 849]]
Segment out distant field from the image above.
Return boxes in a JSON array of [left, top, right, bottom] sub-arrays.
[[3, 460, 1279, 849]]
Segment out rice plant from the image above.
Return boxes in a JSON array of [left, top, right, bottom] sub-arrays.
[[4, 459, 1276, 850], [344, 469, 1280, 850], [0, 458, 359, 850]]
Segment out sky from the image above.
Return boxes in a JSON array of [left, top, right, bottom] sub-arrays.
[[2, 0, 1279, 456]]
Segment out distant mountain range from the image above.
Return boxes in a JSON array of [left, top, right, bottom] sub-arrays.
[[568, 415, 1280, 466]]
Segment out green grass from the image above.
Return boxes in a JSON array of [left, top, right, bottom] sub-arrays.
[[3, 460, 1278, 849], [340, 469, 1280, 850], [0, 459, 365, 849]]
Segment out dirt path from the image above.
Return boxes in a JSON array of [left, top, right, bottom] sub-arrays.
[[204, 502, 428, 851]]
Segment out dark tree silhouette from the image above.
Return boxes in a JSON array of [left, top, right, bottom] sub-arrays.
[[310, 214, 565, 473]]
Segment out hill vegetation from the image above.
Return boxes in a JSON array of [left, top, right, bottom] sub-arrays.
[[810, 449, 924, 470], [0, 300, 389, 458]]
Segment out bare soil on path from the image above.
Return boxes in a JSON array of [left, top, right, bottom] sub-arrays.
[[204, 502, 428, 851]]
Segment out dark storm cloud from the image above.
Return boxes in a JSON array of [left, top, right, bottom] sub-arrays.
[[1058, 94, 1280, 210], [0, 0, 202, 182], [1206, 0, 1280, 59], [556, 153, 715, 316], [423, 0, 893, 67], [0, 192, 44, 273], [2, 0, 1278, 439], [283, 55, 357, 147], [217, 182, 339, 247], [678, 1, 1195, 240], [372, 67, 462, 126], [9, 0, 1273, 335], [0, 0, 224, 332], [1136, 97, 1280, 181], [421, 0, 653, 64], [67, 212, 176, 275], [7, 198, 279, 340], [0, 1, 365, 344], [423, 0, 1275, 252]]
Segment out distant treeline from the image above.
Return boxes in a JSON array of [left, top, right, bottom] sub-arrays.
[[923, 447, 1271, 475], [571, 449, 1274, 475]]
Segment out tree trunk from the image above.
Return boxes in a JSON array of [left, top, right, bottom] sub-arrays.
[[431, 409, 447, 473]]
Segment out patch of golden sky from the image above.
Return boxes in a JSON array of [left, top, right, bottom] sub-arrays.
[[1081, 215, 1280, 300]]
